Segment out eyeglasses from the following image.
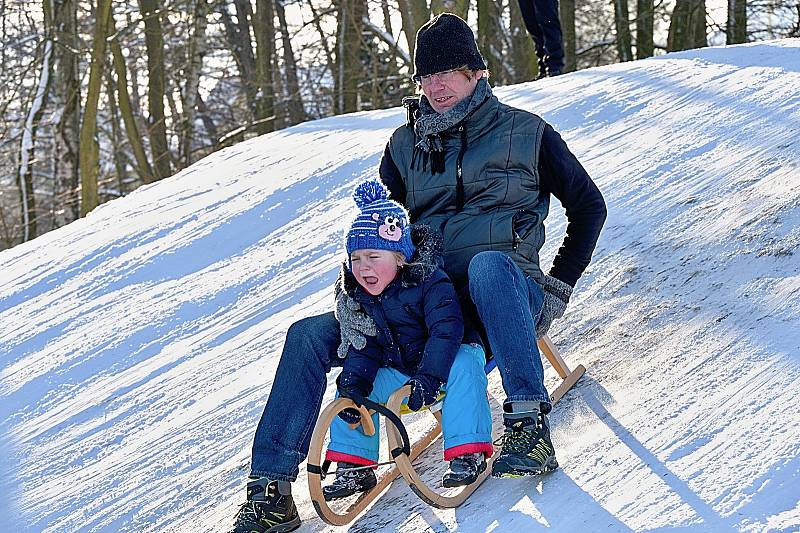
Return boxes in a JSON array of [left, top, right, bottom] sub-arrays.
[[414, 67, 470, 86]]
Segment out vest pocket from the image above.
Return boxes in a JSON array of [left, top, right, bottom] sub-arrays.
[[512, 209, 541, 248]]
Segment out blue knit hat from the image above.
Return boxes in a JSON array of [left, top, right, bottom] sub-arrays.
[[346, 180, 416, 262]]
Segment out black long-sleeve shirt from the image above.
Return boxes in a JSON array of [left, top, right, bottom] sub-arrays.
[[379, 122, 607, 287]]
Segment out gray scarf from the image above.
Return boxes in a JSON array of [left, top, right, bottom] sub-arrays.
[[414, 77, 492, 153]]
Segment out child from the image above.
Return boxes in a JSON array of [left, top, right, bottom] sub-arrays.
[[323, 180, 493, 500]]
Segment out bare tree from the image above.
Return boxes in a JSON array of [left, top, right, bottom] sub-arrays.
[[668, 0, 707, 51], [53, 0, 81, 222], [510, 0, 537, 81], [336, 0, 367, 113], [727, 0, 746, 44], [139, 0, 172, 179], [614, 0, 634, 61], [109, 12, 155, 184], [253, 0, 276, 134], [79, 0, 113, 216], [477, 0, 508, 83], [105, 64, 129, 195], [275, 0, 306, 126], [560, 0, 577, 72], [181, 0, 210, 165], [219, 0, 258, 115], [431, 0, 469, 18], [636, 0, 654, 58], [397, 0, 429, 57], [18, 0, 55, 240]]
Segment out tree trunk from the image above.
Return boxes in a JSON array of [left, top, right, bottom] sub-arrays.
[[691, 0, 707, 48], [477, 0, 507, 84], [636, 0, 654, 58], [336, 0, 367, 114], [668, 0, 707, 51], [219, 0, 258, 117], [109, 14, 155, 184], [307, 0, 335, 80], [381, 0, 393, 36], [509, 0, 535, 82], [431, 0, 469, 18], [18, 0, 55, 240], [181, 0, 209, 166], [272, 48, 286, 130], [53, 0, 81, 222], [253, 0, 275, 134], [105, 65, 129, 195], [614, 0, 634, 61], [139, 0, 172, 179], [79, 0, 112, 216], [727, 0, 746, 44], [276, 0, 306, 126], [195, 92, 219, 143], [397, 0, 429, 58], [560, 0, 576, 72]]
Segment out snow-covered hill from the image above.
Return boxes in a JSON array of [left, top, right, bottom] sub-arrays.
[[2, 39, 799, 533]]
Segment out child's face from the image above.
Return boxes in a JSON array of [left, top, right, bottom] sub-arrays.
[[350, 249, 402, 296]]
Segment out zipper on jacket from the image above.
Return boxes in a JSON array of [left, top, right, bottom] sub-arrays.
[[456, 125, 467, 212]]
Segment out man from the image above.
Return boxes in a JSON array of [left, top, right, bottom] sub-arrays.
[[518, 0, 566, 77], [231, 12, 605, 533]]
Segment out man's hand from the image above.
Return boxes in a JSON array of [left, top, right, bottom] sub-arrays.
[[406, 374, 442, 412], [535, 275, 573, 338], [334, 289, 377, 359]]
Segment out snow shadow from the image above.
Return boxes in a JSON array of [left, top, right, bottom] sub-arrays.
[[575, 375, 738, 531]]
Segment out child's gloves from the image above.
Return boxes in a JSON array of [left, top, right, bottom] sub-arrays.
[[336, 373, 371, 423], [334, 284, 377, 359], [535, 275, 573, 338], [406, 374, 442, 412]]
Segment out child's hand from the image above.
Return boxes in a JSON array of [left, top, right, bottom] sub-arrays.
[[338, 407, 362, 424], [406, 374, 442, 411], [335, 289, 377, 358]]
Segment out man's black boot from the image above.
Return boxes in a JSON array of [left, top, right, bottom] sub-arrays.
[[231, 478, 301, 533], [492, 404, 559, 478]]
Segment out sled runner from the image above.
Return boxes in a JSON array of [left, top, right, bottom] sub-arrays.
[[306, 334, 585, 526]]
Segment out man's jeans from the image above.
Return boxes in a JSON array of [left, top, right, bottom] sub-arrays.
[[468, 251, 549, 408], [250, 312, 342, 481]]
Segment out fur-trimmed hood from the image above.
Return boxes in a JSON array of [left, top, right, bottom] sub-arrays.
[[339, 223, 444, 297]]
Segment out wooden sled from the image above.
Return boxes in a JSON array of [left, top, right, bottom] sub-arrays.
[[307, 334, 585, 526]]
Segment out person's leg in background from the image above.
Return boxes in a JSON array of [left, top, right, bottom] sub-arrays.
[[517, 0, 565, 77]]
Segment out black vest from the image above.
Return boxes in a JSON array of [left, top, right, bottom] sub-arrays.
[[388, 95, 549, 287]]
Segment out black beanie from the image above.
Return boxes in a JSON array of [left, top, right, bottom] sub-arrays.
[[413, 13, 487, 79]]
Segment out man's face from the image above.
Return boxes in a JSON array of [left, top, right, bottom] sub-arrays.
[[420, 68, 483, 114]]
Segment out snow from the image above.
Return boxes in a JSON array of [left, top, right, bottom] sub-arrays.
[[2, 39, 800, 532]]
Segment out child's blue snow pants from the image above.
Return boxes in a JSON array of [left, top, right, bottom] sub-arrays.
[[326, 343, 493, 465]]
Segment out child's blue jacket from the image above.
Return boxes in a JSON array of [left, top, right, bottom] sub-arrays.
[[338, 226, 464, 396]]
